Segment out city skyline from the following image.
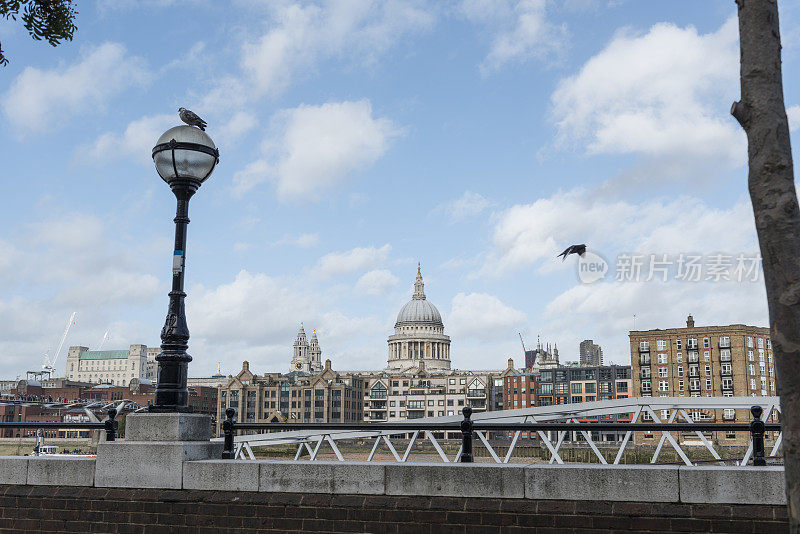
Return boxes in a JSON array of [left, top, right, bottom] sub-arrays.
[[2, 1, 799, 380]]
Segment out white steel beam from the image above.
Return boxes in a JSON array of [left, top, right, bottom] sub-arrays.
[[425, 431, 450, 463]]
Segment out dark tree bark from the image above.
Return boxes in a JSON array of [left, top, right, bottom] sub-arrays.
[[732, 0, 799, 528]]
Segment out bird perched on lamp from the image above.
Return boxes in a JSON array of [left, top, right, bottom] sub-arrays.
[[178, 107, 207, 131]]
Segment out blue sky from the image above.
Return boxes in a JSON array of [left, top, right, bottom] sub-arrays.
[[2, 0, 800, 379]]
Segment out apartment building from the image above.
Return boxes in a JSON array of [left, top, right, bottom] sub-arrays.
[[579, 339, 604, 367], [500, 358, 632, 441], [629, 315, 777, 445], [216, 360, 366, 435], [361, 363, 497, 421]]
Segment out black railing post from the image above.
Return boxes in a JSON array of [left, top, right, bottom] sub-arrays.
[[222, 407, 236, 459], [104, 408, 117, 442], [750, 405, 766, 466], [460, 406, 474, 463]]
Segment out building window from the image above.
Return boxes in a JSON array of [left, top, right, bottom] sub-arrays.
[[371, 383, 387, 399], [585, 383, 596, 394], [678, 380, 684, 392], [676, 352, 682, 362], [704, 365, 711, 376], [658, 380, 669, 392], [657, 340, 666, 350], [658, 353, 667, 364], [704, 351, 710, 362], [705, 379, 712, 390], [703, 338, 710, 348], [747, 336, 753, 348], [675, 339, 682, 350], [571, 383, 582, 394], [658, 367, 668, 378]]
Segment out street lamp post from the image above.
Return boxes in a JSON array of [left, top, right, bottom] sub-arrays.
[[150, 125, 219, 412]]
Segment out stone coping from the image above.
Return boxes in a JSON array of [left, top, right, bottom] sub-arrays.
[[0, 456, 786, 505]]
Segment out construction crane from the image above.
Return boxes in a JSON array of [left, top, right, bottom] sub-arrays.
[[43, 312, 77, 378], [518, 332, 528, 362], [96, 330, 110, 350]]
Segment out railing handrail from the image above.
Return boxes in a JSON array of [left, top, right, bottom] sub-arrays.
[[227, 421, 781, 432], [221, 405, 775, 466], [0, 422, 105, 429], [0, 408, 118, 442]]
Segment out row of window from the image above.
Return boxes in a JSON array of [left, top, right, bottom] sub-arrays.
[[641, 336, 770, 351]]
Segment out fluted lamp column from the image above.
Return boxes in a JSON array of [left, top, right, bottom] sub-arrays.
[[150, 125, 219, 412]]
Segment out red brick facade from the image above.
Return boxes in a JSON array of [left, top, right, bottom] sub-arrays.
[[0, 485, 787, 533]]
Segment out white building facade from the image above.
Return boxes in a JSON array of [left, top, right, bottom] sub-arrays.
[[65, 345, 148, 386]]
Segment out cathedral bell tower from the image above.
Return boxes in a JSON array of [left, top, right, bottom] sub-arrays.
[[291, 323, 310, 373], [309, 330, 322, 373]]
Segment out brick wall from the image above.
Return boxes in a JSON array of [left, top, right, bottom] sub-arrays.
[[0, 484, 788, 533]]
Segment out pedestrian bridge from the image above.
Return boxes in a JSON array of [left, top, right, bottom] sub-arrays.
[[222, 396, 782, 466]]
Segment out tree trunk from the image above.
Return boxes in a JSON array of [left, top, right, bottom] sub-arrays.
[[732, 0, 799, 528]]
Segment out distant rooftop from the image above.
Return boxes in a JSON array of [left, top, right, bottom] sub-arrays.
[[79, 350, 129, 360]]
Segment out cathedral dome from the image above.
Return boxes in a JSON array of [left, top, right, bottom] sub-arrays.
[[395, 299, 443, 326], [394, 264, 443, 327]]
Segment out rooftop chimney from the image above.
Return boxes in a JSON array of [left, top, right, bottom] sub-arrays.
[[687, 315, 695, 328]]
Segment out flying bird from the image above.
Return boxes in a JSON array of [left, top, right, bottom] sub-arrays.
[[557, 244, 587, 261], [178, 107, 207, 131]]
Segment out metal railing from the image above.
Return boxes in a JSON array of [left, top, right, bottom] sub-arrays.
[[0, 408, 119, 444], [220, 405, 778, 466]]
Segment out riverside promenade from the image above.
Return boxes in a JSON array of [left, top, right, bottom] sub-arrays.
[[0, 412, 788, 533]]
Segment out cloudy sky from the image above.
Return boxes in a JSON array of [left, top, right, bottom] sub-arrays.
[[2, 0, 799, 379]]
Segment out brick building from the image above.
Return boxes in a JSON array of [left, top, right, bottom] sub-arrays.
[[629, 314, 778, 444], [501, 358, 632, 441]]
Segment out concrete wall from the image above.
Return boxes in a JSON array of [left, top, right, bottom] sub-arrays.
[[0, 456, 786, 505]]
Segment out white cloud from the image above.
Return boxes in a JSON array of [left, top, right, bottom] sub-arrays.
[[543, 276, 767, 366], [78, 114, 175, 166], [233, 100, 401, 200], [2, 42, 150, 134], [185, 270, 388, 373], [314, 244, 392, 278], [460, 0, 567, 74], [355, 269, 400, 296], [189, 270, 316, 344], [217, 111, 258, 145], [787, 104, 800, 131], [482, 189, 757, 276], [0, 212, 164, 378], [434, 190, 491, 222], [238, 1, 433, 98], [447, 292, 527, 341], [272, 233, 320, 248], [551, 17, 743, 163]]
